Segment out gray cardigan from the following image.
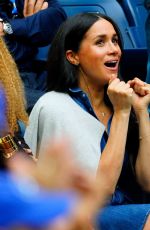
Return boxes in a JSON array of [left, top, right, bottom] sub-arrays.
[[24, 91, 105, 174]]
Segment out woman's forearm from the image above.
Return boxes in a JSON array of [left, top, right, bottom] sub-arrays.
[[135, 109, 150, 191], [97, 111, 130, 195]]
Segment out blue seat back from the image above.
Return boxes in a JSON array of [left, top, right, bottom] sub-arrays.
[[118, 0, 148, 48]]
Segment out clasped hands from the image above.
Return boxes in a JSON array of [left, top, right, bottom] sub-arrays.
[[108, 77, 150, 114]]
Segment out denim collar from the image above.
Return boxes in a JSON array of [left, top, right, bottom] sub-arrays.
[[69, 87, 112, 132], [69, 87, 96, 118]]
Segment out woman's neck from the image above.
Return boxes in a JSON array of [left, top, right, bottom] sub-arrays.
[[78, 77, 112, 126], [79, 78, 105, 109]]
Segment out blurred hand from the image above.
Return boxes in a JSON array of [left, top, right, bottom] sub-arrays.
[[8, 138, 96, 195], [34, 139, 96, 196], [7, 138, 105, 230], [23, 0, 48, 17]]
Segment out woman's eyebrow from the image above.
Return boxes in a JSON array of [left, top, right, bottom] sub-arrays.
[[92, 34, 106, 41], [93, 33, 118, 40]]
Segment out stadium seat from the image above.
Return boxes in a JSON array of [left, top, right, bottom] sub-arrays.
[[117, 0, 148, 48], [116, 0, 148, 80]]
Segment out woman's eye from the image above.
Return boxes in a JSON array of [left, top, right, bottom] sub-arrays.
[[96, 40, 104, 46], [112, 37, 119, 44]]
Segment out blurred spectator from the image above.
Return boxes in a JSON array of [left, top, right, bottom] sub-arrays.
[[0, 0, 67, 113]]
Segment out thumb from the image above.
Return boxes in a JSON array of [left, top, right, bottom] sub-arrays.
[[109, 73, 118, 84]]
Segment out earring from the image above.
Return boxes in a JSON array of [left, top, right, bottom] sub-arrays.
[[74, 61, 79, 66]]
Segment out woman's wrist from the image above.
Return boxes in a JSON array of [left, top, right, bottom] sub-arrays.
[[113, 108, 131, 118], [134, 108, 149, 120]]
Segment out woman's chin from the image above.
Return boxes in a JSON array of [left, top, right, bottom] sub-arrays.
[[110, 73, 118, 79]]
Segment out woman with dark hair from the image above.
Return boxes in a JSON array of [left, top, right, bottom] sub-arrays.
[[25, 13, 150, 229]]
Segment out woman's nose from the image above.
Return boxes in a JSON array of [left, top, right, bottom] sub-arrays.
[[108, 42, 120, 54]]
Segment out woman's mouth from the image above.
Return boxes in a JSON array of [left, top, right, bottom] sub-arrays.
[[104, 60, 119, 73], [104, 60, 118, 68]]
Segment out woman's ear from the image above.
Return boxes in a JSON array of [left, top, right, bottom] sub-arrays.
[[66, 50, 79, 66]]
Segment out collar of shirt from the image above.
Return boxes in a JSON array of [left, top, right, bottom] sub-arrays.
[[69, 87, 97, 118], [69, 87, 112, 131]]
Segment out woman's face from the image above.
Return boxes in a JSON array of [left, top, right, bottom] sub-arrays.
[[76, 18, 122, 87]]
